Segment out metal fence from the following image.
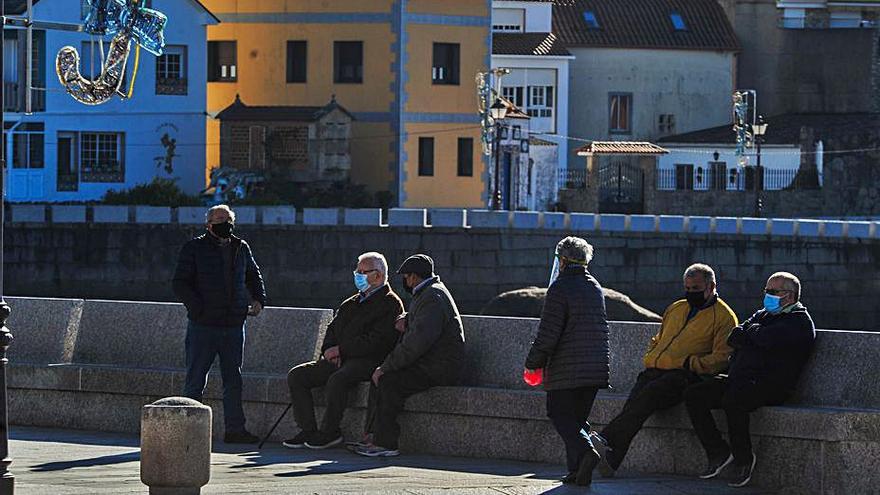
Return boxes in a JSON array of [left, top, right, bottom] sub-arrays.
[[656, 166, 821, 191], [558, 169, 587, 189]]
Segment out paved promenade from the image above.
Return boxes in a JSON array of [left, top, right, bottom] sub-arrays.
[[10, 427, 778, 494]]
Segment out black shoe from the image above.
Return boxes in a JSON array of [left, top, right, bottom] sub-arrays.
[[224, 429, 259, 444], [560, 472, 577, 484], [699, 453, 734, 479], [728, 453, 757, 488], [282, 430, 313, 449], [589, 431, 616, 478], [304, 431, 343, 449], [575, 448, 601, 486]]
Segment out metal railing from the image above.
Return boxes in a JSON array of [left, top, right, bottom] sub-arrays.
[[558, 169, 587, 189], [656, 166, 821, 191], [3, 82, 46, 112]]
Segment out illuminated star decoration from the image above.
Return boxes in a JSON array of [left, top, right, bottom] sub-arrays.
[[56, 0, 167, 105]]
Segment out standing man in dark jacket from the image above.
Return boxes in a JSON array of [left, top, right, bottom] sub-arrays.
[[284, 252, 404, 450], [172, 205, 267, 444], [354, 254, 465, 457], [684, 272, 815, 488], [525, 236, 609, 486]]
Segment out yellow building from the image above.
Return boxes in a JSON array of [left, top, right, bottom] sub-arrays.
[[203, 0, 491, 207]]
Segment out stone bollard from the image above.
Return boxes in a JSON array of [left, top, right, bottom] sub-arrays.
[[141, 397, 212, 495]]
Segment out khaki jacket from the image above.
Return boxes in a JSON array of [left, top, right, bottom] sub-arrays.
[[642, 297, 738, 375]]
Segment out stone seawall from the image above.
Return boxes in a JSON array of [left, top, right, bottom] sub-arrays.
[[4, 210, 880, 330]]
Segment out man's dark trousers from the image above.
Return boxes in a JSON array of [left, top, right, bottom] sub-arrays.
[[288, 358, 376, 435], [684, 376, 781, 465], [183, 321, 247, 432], [372, 367, 434, 450], [547, 386, 599, 474], [600, 368, 697, 470]]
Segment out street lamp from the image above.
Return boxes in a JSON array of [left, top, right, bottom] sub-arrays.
[[752, 115, 769, 216], [490, 98, 508, 210]]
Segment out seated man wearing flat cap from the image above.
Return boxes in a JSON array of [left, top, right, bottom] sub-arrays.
[[354, 254, 466, 457]]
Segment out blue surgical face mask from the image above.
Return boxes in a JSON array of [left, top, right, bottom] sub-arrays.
[[354, 272, 370, 292], [763, 293, 782, 314]]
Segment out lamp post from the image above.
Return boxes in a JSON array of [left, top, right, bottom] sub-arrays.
[[0, 2, 16, 492], [752, 115, 768, 216], [489, 98, 508, 211]]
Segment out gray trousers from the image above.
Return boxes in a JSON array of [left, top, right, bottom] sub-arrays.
[[287, 357, 375, 435]]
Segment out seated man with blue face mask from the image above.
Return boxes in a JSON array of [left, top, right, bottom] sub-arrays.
[[683, 271, 816, 488], [284, 252, 404, 450]]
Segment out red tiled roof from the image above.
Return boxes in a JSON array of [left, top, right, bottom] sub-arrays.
[[576, 141, 668, 155], [546, 0, 740, 51], [492, 32, 572, 57]]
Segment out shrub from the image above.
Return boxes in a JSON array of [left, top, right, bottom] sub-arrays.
[[102, 178, 202, 206]]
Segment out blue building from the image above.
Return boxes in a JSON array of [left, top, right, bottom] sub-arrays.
[[3, 0, 218, 201]]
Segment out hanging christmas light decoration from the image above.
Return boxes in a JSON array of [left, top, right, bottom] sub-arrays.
[[56, 0, 167, 105]]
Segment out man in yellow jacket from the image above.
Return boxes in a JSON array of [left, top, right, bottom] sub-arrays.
[[585, 263, 738, 477]]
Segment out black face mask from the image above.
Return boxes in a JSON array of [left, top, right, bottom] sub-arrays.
[[685, 290, 707, 308], [211, 221, 234, 239], [402, 276, 414, 295]]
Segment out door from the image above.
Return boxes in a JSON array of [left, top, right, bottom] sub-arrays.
[[7, 124, 45, 201], [57, 132, 78, 191]]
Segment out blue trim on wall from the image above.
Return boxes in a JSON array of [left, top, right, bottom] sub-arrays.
[[215, 13, 391, 23], [352, 112, 393, 122], [403, 14, 490, 26], [404, 113, 481, 124]]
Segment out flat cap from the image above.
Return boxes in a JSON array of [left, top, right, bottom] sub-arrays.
[[396, 254, 434, 278]]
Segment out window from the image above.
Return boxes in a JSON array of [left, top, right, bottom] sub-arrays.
[[286, 41, 307, 83], [492, 24, 522, 32], [526, 86, 554, 118], [609, 93, 632, 133], [670, 12, 687, 31], [208, 41, 236, 82], [334, 41, 363, 84], [675, 163, 694, 190], [583, 11, 600, 29], [156, 45, 187, 95], [502, 86, 524, 108], [457, 138, 473, 177], [432, 43, 460, 85], [11, 123, 44, 169], [492, 8, 524, 32], [658, 114, 676, 134], [418, 137, 434, 176], [81, 132, 124, 182]]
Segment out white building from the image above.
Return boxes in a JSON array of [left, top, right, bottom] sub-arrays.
[[491, 0, 573, 210]]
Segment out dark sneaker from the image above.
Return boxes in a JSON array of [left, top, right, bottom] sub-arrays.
[[700, 453, 734, 479], [354, 444, 400, 457], [728, 453, 757, 488], [590, 431, 616, 478], [304, 432, 343, 450], [282, 431, 313, 449], [224, 430, 259, 444], [560, 472, 577, 484], [345, 433, 374, 451], [575, 448, 600, 486]]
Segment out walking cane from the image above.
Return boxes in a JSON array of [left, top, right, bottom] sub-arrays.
[[258, 402, 292, 449]]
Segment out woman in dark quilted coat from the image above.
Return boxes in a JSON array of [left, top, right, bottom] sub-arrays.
[[525, 236, 609, 486]]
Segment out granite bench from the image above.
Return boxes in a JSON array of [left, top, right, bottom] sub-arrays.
[[5, 297, 879, 494]]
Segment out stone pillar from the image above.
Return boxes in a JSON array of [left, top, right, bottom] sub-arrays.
[[583, 155, 601, 212], [141, 397, 212, 495]]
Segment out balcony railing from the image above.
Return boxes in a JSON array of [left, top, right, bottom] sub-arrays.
[[3, 81, 46, 112], [558, 169, 587, 190], [156, 77, 188, 96]]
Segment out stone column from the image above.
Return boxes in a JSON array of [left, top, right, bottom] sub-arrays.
[[141, 397, 212, 495]]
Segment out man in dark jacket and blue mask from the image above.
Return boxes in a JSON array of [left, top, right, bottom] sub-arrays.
[[684, 271, 815, 488], [525, 236, 609, 486], [173, 205, 267, 444], [354, 254, 465, 457]]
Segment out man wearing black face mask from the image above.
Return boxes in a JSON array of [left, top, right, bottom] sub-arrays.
[[586, 263, 737, 478], [172, 204, 267, 444]]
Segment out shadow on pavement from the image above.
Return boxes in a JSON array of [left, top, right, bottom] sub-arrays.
[[30, 451, 140, 472]]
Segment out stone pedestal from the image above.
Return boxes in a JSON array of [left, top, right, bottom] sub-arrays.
[[141, 397, 211, 495]]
